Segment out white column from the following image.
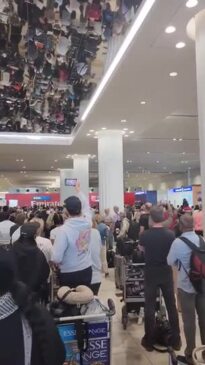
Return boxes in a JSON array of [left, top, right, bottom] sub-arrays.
[[192, 10, 205, 228], [98, 130, 124, 213], [187, 168, 191, 186], [60, 155, 89, 204]]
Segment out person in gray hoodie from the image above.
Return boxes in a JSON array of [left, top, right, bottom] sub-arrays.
[[52, 183, 92, 288]]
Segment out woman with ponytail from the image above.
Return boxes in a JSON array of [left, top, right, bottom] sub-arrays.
[[0, 246, 65, 365]]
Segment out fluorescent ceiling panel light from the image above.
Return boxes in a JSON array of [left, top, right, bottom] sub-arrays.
[[81, 0, 156, 122], [169, 72, 178, 77], [165, 26, 176, 34], [140, 101, 146, 104], [186, 0, 198, 8], [176, 42, 186, 49]]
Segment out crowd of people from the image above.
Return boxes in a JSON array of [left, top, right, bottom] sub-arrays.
[[0, 0, 143, 134], [0, 188, 204, 364]]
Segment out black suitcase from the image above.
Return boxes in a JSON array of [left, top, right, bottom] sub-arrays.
[[107, 250, 115, 268]]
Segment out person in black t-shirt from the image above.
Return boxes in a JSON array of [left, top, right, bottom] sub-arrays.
[[139, 203, 152, 234], [139, 206, 181, 352]]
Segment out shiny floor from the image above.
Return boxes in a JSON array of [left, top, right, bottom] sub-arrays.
[[99, 269, 201, 365]]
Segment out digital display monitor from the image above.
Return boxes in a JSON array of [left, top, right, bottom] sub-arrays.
[[65, 178, 77, 187]]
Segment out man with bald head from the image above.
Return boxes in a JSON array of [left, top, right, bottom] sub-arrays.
[[168, 214, 205, 364]]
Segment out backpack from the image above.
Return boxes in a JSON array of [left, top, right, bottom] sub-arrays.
[[127, 221, 139, 241], [179, 236, 205, 293]]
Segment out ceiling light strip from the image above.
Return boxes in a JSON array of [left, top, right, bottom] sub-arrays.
[[81, 0, 156, 122]]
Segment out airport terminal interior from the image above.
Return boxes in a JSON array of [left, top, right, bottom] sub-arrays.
[[1, 0, 205, 364]]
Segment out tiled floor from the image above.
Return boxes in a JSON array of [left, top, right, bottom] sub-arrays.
[[98, 269, 202, 365]]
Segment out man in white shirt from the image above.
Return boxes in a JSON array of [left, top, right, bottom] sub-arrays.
[[0, 209, 15, 246], [167, 214, 205, 364]]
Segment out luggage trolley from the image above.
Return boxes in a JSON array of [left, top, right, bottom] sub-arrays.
[[121, 261, 145, 330], [55, 299, 115, 365], [121, 261, 160, 329]]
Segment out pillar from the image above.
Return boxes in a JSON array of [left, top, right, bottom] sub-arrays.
[[187, 10, 205, 227], [187, 168, 191, 186], [60, 155, 89, 204], [98, 130, 124, 213]]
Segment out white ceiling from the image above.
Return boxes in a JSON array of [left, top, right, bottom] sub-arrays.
[[0, 0, 204, 189]]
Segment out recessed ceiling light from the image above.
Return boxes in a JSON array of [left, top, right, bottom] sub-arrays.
[[16, 159, 19, 162], [54, 160, 58, 162], [123, 128, 128, 131], [101, 127, 107, 130], [169, 72, 178, 77], [165, 25, 176, 34], [176, 42, 186, 49], [121, 119, 127, 123], [86, 133, 91, 136], [179, 138, 183, 141], [89, 129, 94, 132], [20, 159, 24, 162], [129, 131, 134, 134], [147, 152, 150, 154], [182, 152, 186, 155], [140, 101, 146, 105], [173, 138, 177, 141], [80, 0, 156, 121], [124, 134, 129, 137], [186, 0, 198, 8]]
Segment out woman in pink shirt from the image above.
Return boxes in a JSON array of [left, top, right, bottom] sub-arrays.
[[193, 205, 203, 236]]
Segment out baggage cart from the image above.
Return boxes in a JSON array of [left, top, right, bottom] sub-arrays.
[[114, 254, 125, 290], [121, 261, 160, 330], [50, 269, 60, 302], [55, 299, 115, 365]]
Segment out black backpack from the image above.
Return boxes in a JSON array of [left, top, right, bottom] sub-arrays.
[[179, 236, 205, 293], [127, 221, 139, 241]]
